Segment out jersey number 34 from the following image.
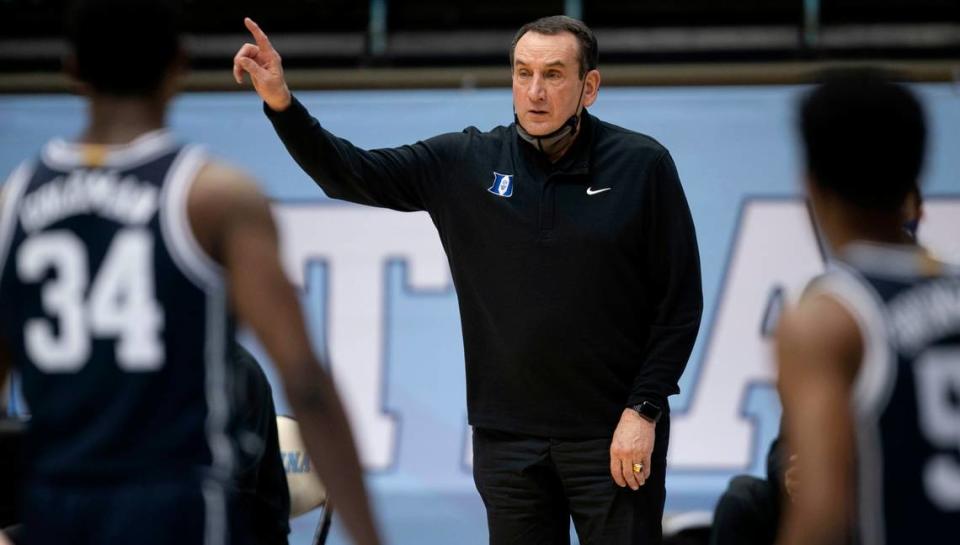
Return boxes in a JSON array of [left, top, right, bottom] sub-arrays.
[[16, 229, 164, 372]]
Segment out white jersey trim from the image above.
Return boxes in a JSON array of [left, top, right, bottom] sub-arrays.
[[0, 161, 36, 279], [844, 242, 930, 280], [807, 264, 896, 545], [158, 145, 223, 290], [201, 282, 232, 545], [204, 284, 233, 478], [41, 129, 177, 171], [202, 478, 227, 545]]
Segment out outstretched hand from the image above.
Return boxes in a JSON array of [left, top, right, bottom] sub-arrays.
[[233, 17, 292, 112]]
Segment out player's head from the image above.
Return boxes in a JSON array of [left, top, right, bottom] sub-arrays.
[[510, 16, 600, 138], [66, 0, 183, 98], [799, 69, 926, 216]]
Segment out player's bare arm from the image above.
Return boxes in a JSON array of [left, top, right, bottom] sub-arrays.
[[775, 294, 863, 545], [187, 162, 382, 545]]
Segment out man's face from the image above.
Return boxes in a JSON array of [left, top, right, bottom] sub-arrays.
[[512, 31, 597, 136]]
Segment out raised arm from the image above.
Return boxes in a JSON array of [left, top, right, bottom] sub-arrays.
[[233, 18, 292, 112], [775, 294, 862, 545], [188, 162, 381, 545], [234, 17, 461, 213]]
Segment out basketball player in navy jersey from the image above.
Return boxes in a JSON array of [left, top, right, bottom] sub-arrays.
[[776, 70, 960, 545], [0, 1, 381, 545]]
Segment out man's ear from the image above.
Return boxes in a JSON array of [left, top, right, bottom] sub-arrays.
[[582, 69, 601, 108]]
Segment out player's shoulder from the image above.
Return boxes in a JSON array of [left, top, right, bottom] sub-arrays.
[[777, 290, 864, 370], [191, 158, 265, 211], [786, 292, 862, 339], [185, 158, 273, 266], [194, 159, 259, 191], [188, 158, 271, 232]]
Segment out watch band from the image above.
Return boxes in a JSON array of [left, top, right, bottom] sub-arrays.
[[631, 401, 662, 423]]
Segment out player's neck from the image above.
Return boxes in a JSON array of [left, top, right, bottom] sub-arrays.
[[81, 96, 167, 146], [827, 210, 914, 254]]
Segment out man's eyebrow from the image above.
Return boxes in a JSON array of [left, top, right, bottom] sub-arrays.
[[514, 59, 568, 68]]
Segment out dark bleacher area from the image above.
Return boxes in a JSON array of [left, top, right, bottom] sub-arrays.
[[0, 0, 957, 74], [585, 0, 801, 26], [388, 0, 558, 30], [821, 0, 959, 23], [0, 0, 367, 36]]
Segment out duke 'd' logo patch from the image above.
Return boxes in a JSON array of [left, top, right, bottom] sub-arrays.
[[488, 172, 514, 198]]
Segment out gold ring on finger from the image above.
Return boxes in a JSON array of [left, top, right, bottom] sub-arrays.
[[632, 463, 643, 473]]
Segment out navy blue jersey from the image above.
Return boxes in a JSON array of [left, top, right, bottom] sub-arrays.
[[0, 130, 237, 489], [807, 243, 960, 545]]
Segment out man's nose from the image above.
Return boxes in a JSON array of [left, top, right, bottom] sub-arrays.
[[527, 74, 546, 102]]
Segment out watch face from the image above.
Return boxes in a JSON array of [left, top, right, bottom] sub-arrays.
[[636, 402, 661, 422]]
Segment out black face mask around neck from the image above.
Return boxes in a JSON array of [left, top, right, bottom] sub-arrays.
[[515, 79, 586, 159]]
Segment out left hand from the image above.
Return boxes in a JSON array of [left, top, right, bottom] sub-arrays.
[[609, 408, 656, 490]]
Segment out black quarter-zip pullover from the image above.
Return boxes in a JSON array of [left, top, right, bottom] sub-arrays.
[[266, 97, 703, 438]]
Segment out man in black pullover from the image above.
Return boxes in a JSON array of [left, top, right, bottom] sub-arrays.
[[234, 15, 702, 544]]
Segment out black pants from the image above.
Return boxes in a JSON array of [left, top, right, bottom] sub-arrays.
[[709, 476, 780, 545], [473, 416, 670, 545]]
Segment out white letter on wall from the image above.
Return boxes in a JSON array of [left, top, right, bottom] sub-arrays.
[[670, 200, 824, 469], [274, 204, 451, 470]]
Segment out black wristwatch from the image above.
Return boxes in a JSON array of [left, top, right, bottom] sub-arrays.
[[630, 401, 662, 423]]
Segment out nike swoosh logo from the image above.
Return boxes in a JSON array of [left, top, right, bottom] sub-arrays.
[[586, 187, 612, 195]]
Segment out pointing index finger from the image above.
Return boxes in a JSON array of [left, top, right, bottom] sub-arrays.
[[244, 17, 274, 52]]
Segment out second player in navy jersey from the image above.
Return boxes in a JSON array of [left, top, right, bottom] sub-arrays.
[[776, 70, 960, 545]]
